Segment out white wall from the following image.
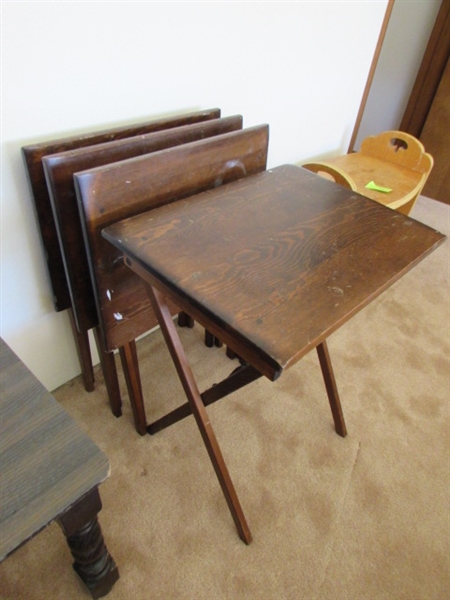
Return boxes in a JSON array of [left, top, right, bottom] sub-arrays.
[[1, 1, 394, 390], [354, 0, 442, 149]]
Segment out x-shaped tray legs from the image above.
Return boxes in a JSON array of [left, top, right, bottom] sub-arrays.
[[147, 283, 253, 544]]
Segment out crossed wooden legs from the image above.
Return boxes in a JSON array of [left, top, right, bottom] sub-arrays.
[[73, 299, 226, 437], [140, 283, 347, 543], [68, 304, 204, 435], [92, 266, 347, 538], [147, 284, 252, 544]]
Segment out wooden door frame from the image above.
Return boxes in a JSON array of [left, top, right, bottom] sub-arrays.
[[400, 0, 450, 138]]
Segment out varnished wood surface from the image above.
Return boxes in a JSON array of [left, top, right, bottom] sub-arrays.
[[103, 164, 445, 381], [21, 108, 221, 312], [42, 116, 243, 332], [75, 125, 269, 352], [0, 338, 110, 562]]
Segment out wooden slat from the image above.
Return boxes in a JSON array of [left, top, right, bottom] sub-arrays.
[[75, 125, 269, 352], [103, 164, 445, 378], [43, 116, 243, 332], [21, 108, 221, 311]]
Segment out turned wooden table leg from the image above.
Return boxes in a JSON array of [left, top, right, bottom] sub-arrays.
[[58, 488, 119, 599]]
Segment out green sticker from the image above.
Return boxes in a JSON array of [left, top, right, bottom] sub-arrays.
[[365, 180, 392, 193]]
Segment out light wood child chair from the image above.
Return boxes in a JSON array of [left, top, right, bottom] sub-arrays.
[[318, 130, 434, 215]]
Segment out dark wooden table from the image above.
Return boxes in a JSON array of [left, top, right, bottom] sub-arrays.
[[0, 338, 119, 598], [102, 163, 445, 544]]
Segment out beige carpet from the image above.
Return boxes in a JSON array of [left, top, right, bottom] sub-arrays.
[[1, 196, 449, 600]]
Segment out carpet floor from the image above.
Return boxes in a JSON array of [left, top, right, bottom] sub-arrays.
[[1, 196, 449, 600]]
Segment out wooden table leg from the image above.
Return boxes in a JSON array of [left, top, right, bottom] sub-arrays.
[[177, 312, 194, 327], [204, 330, 223, 348], [146, 283, 252, 544], [68, 308, 95, 393], [93, 327, 122, 418], [119, 340, 148, 436], [58, 487, 119, 599], [316, 340, 347, 437]]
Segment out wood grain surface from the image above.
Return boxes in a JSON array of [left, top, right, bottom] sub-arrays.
[[43, 115, 243, 332], [0, 338, 109, 562], [21, 108, 221, 311], [103, 164, 445, 380], [75, 125, 269, 351]]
